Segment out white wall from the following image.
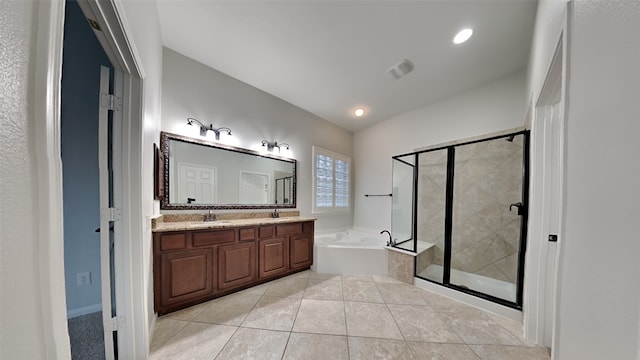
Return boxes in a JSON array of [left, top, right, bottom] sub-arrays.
[[552, 2, 640, 359], [353, 71, 527, 230], [0, 1, 48, 358], [161, 48, 354, 230]]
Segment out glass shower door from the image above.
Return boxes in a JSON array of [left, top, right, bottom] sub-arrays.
[[415, 149, 448, 282], [391, 155, 415, 250], [449, 134, 525, 303]]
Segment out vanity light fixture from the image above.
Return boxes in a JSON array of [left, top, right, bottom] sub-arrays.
[[262, 140, 290, 152], [186, 117, 232, 140]]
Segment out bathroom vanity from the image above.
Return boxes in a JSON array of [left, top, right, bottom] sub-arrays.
[[152, 216, 314, 315]]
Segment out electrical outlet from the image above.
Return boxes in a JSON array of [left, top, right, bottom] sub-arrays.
[[77, 272, 91, 287]]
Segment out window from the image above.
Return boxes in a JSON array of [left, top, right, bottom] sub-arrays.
[[313, 146, 351, 213]]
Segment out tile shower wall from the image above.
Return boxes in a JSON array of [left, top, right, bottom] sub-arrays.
[[450, 136, 523, 283]]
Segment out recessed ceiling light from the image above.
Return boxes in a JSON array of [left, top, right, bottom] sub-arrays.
[[453, 28, 473, 44], [354, 107, 366, 117]]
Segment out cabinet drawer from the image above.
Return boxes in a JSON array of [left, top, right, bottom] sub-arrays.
[[239, 227, 256, 242], [276, 223, 303, 236], [159, 233, 187, 251], [259, 226, 274, 238], [192, 229, 235, 247]]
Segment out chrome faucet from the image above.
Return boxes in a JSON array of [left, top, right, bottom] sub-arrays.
[[380, 230, 394, 246], [203, 210, 217, 222], [271, 209, 280, 218]]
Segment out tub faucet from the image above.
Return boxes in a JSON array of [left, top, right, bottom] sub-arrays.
[[204, 210, 217, 222], [380, 230, 394, 246]]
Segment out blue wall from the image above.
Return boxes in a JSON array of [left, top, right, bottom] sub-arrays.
[[61, 0, 114, 317]]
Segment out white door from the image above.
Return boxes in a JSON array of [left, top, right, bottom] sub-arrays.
[[240, 172, 269, 204], [98, 65, 117, 360], [178, 162, 217, 204]]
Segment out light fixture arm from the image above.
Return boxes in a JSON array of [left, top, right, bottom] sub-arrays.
[[212, 127, 232, 141], [187, 117, 232, 139], [262, 140, 290, 152]]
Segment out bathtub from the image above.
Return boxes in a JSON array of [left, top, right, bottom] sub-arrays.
[[312, 229, 388, 276]]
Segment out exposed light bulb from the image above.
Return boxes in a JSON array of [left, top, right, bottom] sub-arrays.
[[354, 108, 365, 117]]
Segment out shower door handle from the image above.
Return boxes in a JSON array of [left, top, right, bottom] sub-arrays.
[[509, 202, 524, 216]]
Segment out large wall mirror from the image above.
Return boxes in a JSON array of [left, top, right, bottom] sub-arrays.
[[160, 132, 296, 210]]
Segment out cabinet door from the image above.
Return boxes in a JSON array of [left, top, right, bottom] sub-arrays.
[[259, 237, 289, 279], [218, 242, 257, 290], [290, 234, 313, 270], [159, 248, 214, 308]]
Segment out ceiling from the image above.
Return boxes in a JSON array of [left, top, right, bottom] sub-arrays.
[[156, 1, 537, 132]]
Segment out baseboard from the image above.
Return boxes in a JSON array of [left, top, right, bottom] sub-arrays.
[[67, 304, 102, 319]]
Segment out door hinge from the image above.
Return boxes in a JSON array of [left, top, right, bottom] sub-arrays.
[[104, 316, 122, 332], [101, 93, 121, 111], [101, 207, 121, 222]]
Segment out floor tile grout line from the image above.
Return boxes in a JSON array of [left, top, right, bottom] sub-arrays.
[[212, 323, 241, 360], [384, 300, 409, 342], [339, 275, 351, 359], [289, 276, 307, 335], [280, 330, 293, 360], [237, 290, 277, 328], [150, 317, 190, 352]]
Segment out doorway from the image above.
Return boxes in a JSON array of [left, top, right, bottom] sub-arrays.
[[35, 0, 147, 357], [61, 1, 116, 359]]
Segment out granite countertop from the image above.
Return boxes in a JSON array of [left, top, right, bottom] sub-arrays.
[[152, 216, 317, 233]]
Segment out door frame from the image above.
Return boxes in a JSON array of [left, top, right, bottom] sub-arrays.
[[523, 19, 567, 352], [33, 0, 147, 358]]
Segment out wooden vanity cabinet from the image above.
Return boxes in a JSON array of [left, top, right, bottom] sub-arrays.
[[154, 231, 214, 313], [153, 220, 314, 315], [218, 241, 257, 291], [259, 236, 289, 279], [290, 221, 314, 270], [159, 248, 215, 307], [290, 234, 313, 270]]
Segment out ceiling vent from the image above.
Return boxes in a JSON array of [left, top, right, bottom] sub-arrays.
[[387, 59, 414, 80]]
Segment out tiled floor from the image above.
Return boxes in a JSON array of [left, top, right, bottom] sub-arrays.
[[149, 271, 550, 360]]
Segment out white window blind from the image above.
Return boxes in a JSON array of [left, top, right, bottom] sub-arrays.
[[313, 146, 350, 213]]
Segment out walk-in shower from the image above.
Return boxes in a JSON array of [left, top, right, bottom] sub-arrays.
[[391, 131, 529, 308]]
